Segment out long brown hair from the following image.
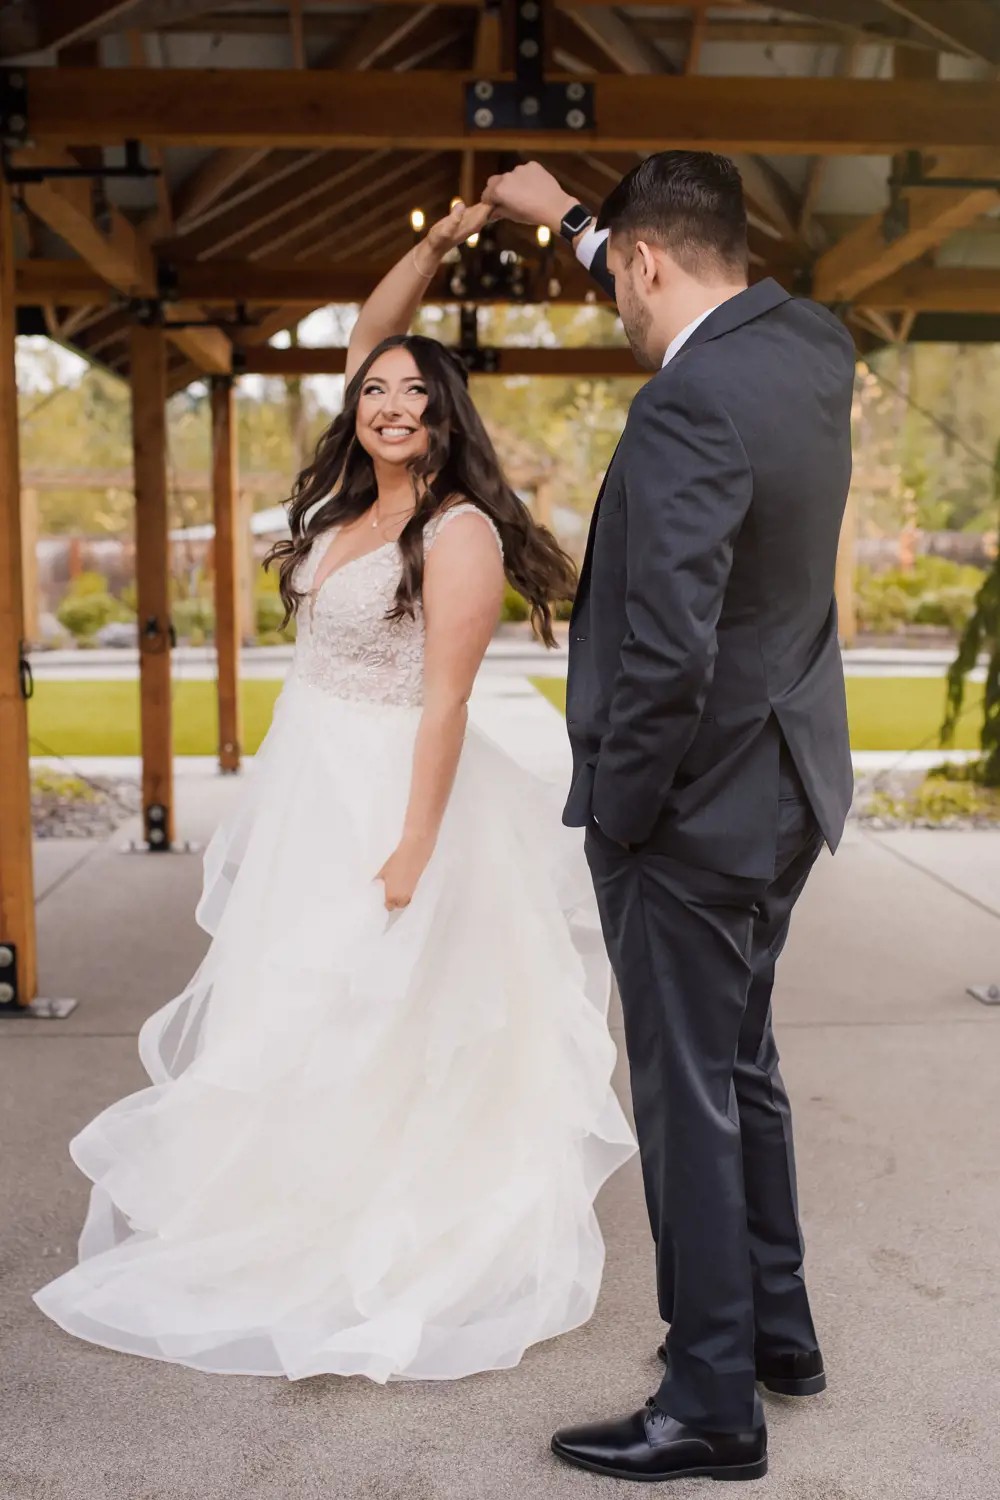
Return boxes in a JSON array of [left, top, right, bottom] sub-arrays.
[[263, 334, 577, 647]]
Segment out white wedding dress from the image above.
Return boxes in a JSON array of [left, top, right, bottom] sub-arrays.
[[34, 503, 635, 1382]]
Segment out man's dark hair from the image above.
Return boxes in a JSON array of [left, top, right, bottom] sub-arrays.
[[597, 151, 748, 281]]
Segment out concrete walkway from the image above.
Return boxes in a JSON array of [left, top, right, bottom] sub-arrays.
[[3, 676, 1000, 1500]]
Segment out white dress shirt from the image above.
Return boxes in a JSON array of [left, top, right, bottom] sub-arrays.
[[575, 225, 722, 368]]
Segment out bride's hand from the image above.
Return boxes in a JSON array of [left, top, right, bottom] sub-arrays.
[[423, 199, 492, 259], [376, 834, 434, 912]]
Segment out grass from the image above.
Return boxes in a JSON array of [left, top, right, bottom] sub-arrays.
[[28, 679, 284, 758], [530, 675, 986, 753], [24, 673, 987, 757]]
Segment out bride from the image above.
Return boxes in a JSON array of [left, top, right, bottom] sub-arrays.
[[34, 200, 635, 1383]]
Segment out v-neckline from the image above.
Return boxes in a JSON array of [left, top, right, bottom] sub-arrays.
[[307, 527, 396, 621]]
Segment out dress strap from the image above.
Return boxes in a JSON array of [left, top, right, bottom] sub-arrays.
[[426, 502, 504, 561]]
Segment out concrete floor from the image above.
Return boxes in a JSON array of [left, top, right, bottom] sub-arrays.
[[3, 680, 1000, 1500]]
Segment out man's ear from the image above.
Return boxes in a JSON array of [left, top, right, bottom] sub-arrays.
[[634, 240, 658, 286]]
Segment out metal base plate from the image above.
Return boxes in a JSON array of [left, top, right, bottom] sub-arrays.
[[0, 996, 80, 1019], [967, 983, 1000, 1007], [119, 839, 202, 854]]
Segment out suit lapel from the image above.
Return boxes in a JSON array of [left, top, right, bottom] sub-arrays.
[[573, 434, 624, 618]]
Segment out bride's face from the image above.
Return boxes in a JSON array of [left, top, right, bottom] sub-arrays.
[[356, 348, 431, 468]]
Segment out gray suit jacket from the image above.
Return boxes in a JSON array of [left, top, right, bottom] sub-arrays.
[[563, 276, 856, 879]]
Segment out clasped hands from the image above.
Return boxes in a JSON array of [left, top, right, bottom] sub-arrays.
[[415, 162, 578, 270]]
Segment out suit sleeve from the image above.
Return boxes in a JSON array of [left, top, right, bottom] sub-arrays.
[[591, 376, 753, 847]]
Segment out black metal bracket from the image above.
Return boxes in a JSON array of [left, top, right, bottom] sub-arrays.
[[127, 292, 253, 333], [0, 942, 20, 1012], [3, 134, 160, 184], [457, 305, 499, 373], [465, 0, 595, 134], [882, 149, 1000, 244], [0, 69, 28, 147], [893, 149, 1000, 193], [18, 638, 33, 700]]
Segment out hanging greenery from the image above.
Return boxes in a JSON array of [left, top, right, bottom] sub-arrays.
[[942, 438, 1000, 785]]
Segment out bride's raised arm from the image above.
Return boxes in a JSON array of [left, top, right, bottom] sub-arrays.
[[344, 199, 492, 385]]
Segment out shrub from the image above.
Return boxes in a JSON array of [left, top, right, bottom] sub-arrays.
[[855, 556, 986, 635], [255, 592, 295, 641], [56, 591, 128, 641], [172, 597, 216, 641], [500, 582, 530, 623], [65, 570, 111, 599]]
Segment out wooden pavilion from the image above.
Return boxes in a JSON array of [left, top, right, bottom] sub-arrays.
[[3, 0, 1000, 1011]]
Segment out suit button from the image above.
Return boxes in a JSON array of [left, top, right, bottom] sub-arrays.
[[573, 634, 588, 642], [567, 718, 577, 727]]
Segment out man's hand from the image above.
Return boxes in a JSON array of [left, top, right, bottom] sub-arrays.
[[482, 161, 580, 234], [424, 199, 492, 258]]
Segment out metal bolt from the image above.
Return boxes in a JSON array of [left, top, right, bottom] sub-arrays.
[[566, 82, 586, 102], [520, 95, 540, 117], [519, 39, 539, 58], [0, 945, 12, 968], [474, 80, 494, 101], [566, 109, 586, 130], [474, 107, 494, 129], [0, 982, 13, 1004]]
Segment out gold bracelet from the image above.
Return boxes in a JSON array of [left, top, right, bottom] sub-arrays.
[[411, 244, 437, 280]]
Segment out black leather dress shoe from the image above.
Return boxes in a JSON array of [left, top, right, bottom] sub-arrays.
[[656, 1341, 826, 1397], [551, 1399, 767, 1483]]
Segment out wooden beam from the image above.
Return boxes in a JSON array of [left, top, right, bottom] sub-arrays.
[[0, 173, 36, 1007], [21, 68, 1000, 155], [210, 376, 241, 775], [812, 148, 1000, 302], [862, 265, 1000, 312], [130, 322, 174, 848], [241, 344, 640, 377], [15, 146, 232, 371], [876, 1, 1000, 64]]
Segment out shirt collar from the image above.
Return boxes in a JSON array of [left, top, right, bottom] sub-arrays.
[[661, 304, 724, 368]]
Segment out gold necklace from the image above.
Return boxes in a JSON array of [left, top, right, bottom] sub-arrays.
[[371, 504, 416, 530]]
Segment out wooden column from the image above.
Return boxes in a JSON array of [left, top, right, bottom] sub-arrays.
[[835, 486, 858, 648], [20, 487, 39, 644], [238, 487, 256, 645], [129, 323, 175, 848], [210, 376, 241, 772], [0, 175, 37, 1005]]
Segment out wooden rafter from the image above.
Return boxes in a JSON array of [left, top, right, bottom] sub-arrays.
[[12, 146, 231, 372], [811, 147, 1000, 303], [21, 69, 1000, 155], [241, 344, 641, 378], [875, 1, 1000, 64]]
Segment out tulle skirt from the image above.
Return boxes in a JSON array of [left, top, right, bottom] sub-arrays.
[[33, 673, 636, 1381]]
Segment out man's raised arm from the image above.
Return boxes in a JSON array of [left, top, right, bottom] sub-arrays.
[[482, 161, 616, 303]]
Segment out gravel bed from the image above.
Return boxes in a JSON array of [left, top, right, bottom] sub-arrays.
[[31, 773, 140, 839]]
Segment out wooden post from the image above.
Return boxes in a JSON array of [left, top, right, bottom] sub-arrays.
[[211, 375, 242, 772], [0, 175, 37, 1006], [129, 323, 175, 848], [836, 485, 858, 649], [238, 487, 256, 645], [20, 486, 39, 644]]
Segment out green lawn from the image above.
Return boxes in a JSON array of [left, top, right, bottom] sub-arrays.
[[25, 673, 986, 757], [531, 675, 986, 753], [28, 679, 284, 758]]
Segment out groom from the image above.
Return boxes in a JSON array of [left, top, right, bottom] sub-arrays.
[[484, 153, 855, 1481]]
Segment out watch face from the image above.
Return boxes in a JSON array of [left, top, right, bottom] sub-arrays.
[[561, 205, 593, 238]]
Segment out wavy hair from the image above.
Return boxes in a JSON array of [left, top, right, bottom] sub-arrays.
[[263, 334, 577, 647]]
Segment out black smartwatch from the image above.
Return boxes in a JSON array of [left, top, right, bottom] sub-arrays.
[[559, 202, 595, 246]]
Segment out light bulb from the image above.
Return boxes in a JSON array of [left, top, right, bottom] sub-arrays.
[[410, 208, 426, 233], [536, 224, 552, 247], [467, 232, 480, 247]]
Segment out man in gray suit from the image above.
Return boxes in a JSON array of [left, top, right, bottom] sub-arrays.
[[485, 153, 855, 1483]]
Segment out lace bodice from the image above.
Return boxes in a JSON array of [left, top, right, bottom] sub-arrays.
[[290, 504, 504, 708]]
